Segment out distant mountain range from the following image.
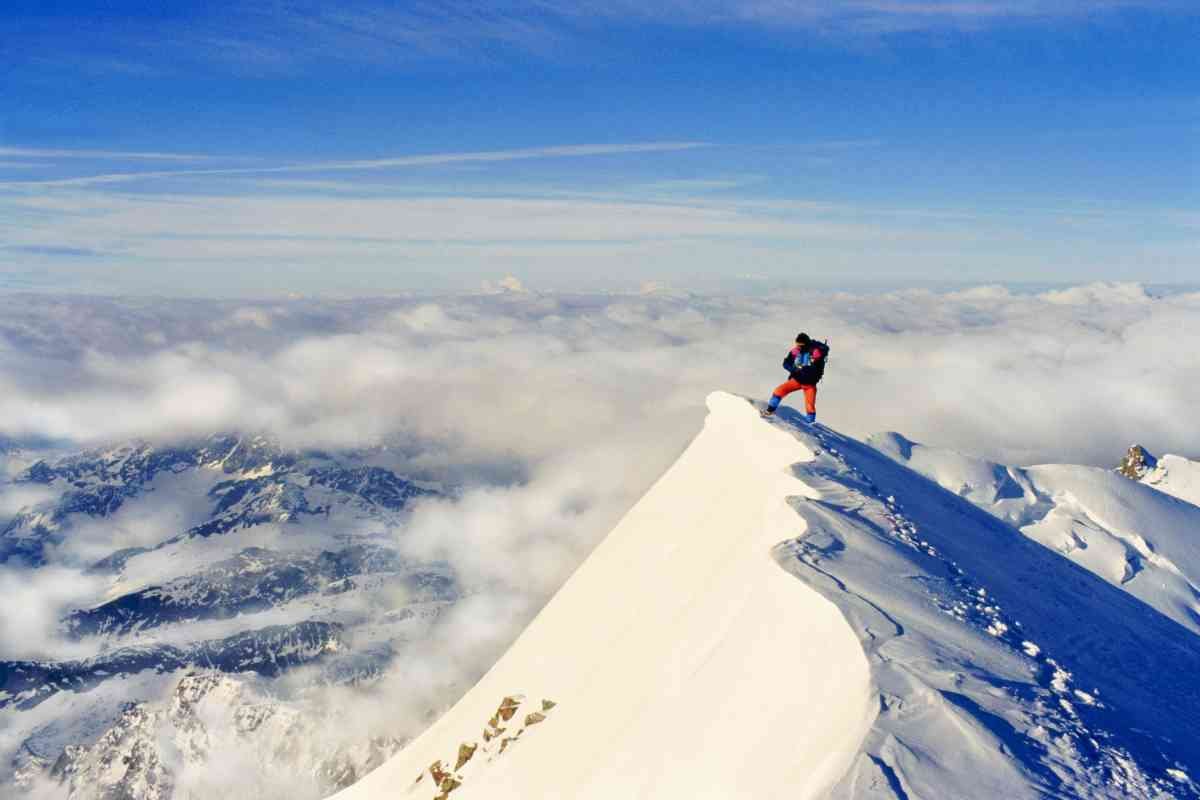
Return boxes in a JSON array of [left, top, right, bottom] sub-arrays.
[[1, 434, 459, 799], [7, 416, 1200, 800]]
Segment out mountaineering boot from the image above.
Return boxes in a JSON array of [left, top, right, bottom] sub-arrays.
[[802, 412, 816, 424]]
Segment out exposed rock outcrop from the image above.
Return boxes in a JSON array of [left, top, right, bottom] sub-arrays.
[[1117, 444, 1157, 480]]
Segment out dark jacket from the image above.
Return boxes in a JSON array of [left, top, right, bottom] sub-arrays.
[[783, 341, 828, 385]]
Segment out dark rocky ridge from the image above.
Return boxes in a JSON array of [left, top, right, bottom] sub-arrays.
[[1, 432, 458, 798], [1, 434, 435, 566], [1, 621, 343, 711], [66, 545, 455, 637]]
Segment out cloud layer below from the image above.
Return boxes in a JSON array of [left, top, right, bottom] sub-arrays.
[[2, 283, 1198, 468], [3, 282, 1200, 796]]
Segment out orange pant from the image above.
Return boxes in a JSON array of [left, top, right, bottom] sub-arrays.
[[773, 379, 817, 414]]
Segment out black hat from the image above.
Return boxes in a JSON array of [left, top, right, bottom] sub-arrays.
[[795, 332, 811, 345]]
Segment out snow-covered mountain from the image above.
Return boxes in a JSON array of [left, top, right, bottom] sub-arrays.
[[2, 435, 433, 568], [1137, 448, 1200, 508], [869, 432, 1200, 634], [2, 620, 343, 711], [42, 671, 403, 800], [9, 398, 1200, 799], [1, 435, 459, 798], [1110, 443, 1200, 509], [332, 392, 1199, 800]]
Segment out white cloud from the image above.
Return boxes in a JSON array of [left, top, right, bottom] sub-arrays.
[[1040, 281, 1154, 305], [0, 566, 107, 660], [4, 283, 1200, 793], [0, 142, 710, 189], [481, 275, 529, 294], [3, 283, 1198, 469], [0, 147, 218, 161], [4, 285, 1200, 665], [0, 483, 57, 518], [0, 189, 995, 295], [551, 0, 1183, 32], [50, 468, 225, 566], [216, 307, 275, 330]]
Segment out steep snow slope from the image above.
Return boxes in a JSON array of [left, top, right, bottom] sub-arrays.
[[337, 393, 1200, 800], [797, 425, 1200, 798], [1114, 444, 1200, 508], [869, 432, 1200, 634], [333, 391, 875, 800]]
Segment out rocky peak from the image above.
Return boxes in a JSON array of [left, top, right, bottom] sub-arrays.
[[40, 670, 404, 800], [1117, 444, 1158, 480]]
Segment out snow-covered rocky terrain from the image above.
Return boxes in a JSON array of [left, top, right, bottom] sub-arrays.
[[1, 435, 457, 798], [869, 434, 1200, 635], [7, 393, 1200, 799], [333, 392, 1200, 800], [1137, 450, 1200, 508]]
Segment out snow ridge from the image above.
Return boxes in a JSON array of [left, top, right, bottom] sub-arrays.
[[868, 432, 1200, 636], [333, 391, 875, 800], [1142, 453, 1200, 508], [771, 412, 1200, 798], [336, 392, 1200, 800]]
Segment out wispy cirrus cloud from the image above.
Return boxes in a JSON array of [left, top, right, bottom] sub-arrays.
[[554, 0, 1187, 29], [0, 147, 220, 161], [6, 1, 1189, 80], [0, 142, 712, 189]]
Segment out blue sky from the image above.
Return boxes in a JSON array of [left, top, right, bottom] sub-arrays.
[[1, 1, 1197, 295]]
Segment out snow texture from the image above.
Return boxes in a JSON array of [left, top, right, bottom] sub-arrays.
[[334, 392, 1200, 799], [796, 423, 1199, 798], [1143, 454, 1200, 508], [869, 432, 1200, 635], [0, 434, 454, 797], [332, 391, 875, 800]]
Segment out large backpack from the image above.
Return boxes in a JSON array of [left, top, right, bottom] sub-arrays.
[[809, 340, 831, 382], [783, 339, 831, 384]]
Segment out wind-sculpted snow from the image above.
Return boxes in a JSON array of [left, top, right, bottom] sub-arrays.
[[331, 391, 875, 800], [870, 432, 1200, 635], [10, 389, 1200, 799], [334, 392, 1198, 800], [1142, 453, 1200, 508], [775, 413, 1200, 798]]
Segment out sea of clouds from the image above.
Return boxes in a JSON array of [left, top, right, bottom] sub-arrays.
[[3, 281, 1200, 797], [3, 281, 1198, 465]]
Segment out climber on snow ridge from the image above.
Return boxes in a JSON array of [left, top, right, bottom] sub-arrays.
[[761, 332, 828, 423]]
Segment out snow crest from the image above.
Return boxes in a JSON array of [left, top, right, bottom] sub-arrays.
[[787, 421, 1200, 798], [332, 391, 874, 800], [334, 393, 1200, 799]]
